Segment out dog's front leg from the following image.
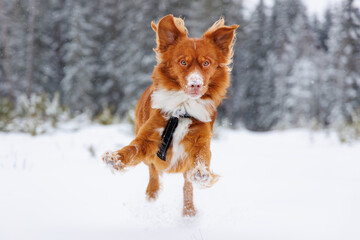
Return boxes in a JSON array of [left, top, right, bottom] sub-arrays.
[[102, 143, 138, 170], [182, 142, 219, 216], [102, 115, 163, 171], [103, 136, 158, 171], [186, 144, 219, 189]]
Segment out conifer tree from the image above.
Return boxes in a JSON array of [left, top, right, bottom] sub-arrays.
[[328, 0, 360, 125], [243, 0, 276, 131], [61, 2, 96, 113]]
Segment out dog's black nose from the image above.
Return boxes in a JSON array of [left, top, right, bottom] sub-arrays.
[[189, 83, 202, 89]]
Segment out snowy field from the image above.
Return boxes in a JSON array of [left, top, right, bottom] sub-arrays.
[[1, 123, 360, 240]]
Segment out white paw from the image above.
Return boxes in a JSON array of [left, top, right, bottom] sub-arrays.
[[102, 151, 125, 172], [187, 162, 219, 188], [194, 169, 209, 182]]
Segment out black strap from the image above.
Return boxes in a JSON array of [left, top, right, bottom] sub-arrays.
[[179, 113, 192, 118], [157, 114, 192, 161], [157, 117, 178, 161]]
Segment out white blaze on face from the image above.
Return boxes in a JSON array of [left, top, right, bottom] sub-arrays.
[[186, 70, 204, 88], [186, 70, 204, 99]]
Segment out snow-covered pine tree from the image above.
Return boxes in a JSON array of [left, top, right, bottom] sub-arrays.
[[316, 9, 333, 52], [0, 0, 14, 102], [180, 0, 224, 38], [91, 0, 128, 116], [61, 1, 97, 114], [269, 0, 317, 128], [340, 0, 360, 123], [312, 9, 335, 127], [98, 0, 160, 116], [242, 0, 277, 131], [25, 0, 36, 98], [124, 0, 164, 106], [328, 0, 360, 126], [218, 0, 248, 126], [34, 0, 71, 99], [268, 0, 292, 128], [5, 0, 28, 97], [285, 13, 319, 127]]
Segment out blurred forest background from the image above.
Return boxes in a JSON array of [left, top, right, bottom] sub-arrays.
[[0, 0, 359, 141]]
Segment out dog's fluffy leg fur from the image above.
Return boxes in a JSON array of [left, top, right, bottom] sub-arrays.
[[146, 164, 160, 201], [182, 143, 218, 216], [102, 151, 125, 171], [102, 114, 164, 171], [187, 144, 219, 189], [102, 145, 139, 171], [183, 173, 196, 217], [187, 161, 219, 189]]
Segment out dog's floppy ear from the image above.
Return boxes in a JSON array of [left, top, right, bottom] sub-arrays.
[[152, 15, 187, 53], [203, 18, 239, 57]]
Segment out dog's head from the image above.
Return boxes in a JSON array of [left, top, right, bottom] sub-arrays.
[[151, 15, 238, 102]]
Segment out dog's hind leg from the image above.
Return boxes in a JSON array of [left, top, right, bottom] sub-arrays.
[[182, 173, 197, 217], [146, 163, 160, 201]]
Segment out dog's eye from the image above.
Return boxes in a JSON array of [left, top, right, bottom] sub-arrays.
[[180, 60, 187, 66], [203, 61, 210, 67]]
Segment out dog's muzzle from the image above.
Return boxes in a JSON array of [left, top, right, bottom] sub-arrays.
[[186, 72, 204, 99]]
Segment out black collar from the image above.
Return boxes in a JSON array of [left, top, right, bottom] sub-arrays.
[[178, 113, 192, 118]]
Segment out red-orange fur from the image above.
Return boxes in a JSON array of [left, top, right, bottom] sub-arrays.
[[103, 15, 238, 216]]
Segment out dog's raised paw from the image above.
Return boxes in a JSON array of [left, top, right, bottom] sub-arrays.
[[102, 151, 125, 172], [188, 163, 219, 188]]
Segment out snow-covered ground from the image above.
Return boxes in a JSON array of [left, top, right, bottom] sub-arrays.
[[1, 123, 359, 240]]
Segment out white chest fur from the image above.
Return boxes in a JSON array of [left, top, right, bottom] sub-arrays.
[[151, 89, 215, 122], [167, 118, 192, 170], [152, 89, 214, 170]]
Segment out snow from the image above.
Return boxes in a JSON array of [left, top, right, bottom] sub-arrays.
[[1, 123, 360, 240]]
